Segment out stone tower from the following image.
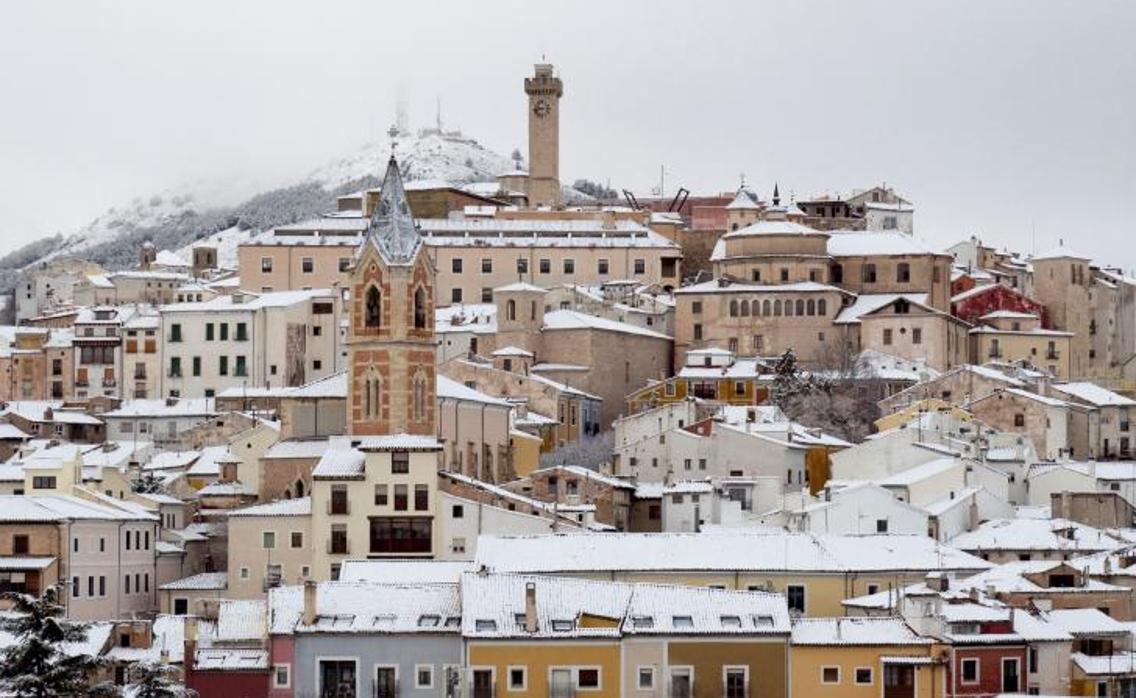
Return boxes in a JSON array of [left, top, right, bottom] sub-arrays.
[[1031, 243, 1092, 379], [347, 156, 437, 435], [524, 63, 563, 208]]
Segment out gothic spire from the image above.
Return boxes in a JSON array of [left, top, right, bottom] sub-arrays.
[[772, 182, 781, 206], [363, 155, 421, 265]]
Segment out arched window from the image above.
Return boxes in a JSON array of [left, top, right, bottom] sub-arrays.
[[774, 300, 782, 316], [818, 299, 827, 316], [365, 367, 381, 419], [752, 298, 760, 317], [740, 300, 750, 317], [763, 300, 771, 316], [796, 299, 805, 316], [295, 479, 305, 498], [786, 300, 794, 317], [507, 299, 517, 321], [365, 286, 381, 328], [370, 376, 381, 418], [807, 299, 816, 315], [414, 287, 427, 329], [729, 300, 739, 317]]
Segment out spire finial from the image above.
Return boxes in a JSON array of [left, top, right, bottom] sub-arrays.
[[772, 182, 781, 206]]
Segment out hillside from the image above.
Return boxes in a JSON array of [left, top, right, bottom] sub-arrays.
[[0, 128, 596, 290]]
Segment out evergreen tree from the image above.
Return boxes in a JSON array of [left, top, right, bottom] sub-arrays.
[[131, 471, 165, 494], [0, 586, 117, 697], [127, 660, 197, 698]]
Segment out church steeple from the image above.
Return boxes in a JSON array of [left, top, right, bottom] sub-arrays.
[[362, 156, 422, 266], [772, 182, 781, 207]]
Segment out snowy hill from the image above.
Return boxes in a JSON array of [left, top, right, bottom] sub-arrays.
[[0, 127, 598, 292]]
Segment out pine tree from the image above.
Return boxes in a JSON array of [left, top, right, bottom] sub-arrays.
[[127, 660, 197, 698], [131, 471, 165, 494], [0, 586, 117, 698]]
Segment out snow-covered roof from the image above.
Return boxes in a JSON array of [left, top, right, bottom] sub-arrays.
[[0, 556, 56, 570], [491, 346, 535, 357], [338, 560, 474, 585], [532, 465, 636, 490], [1033, 244, 1091, 262], [1043, 608, 1130, 636], [269, 582, 460, 635], [160, 572, 228, 591], [263, 439, 331, 460], [1073, 652, 1136, 676], [835, 293, 930, 325], [877, 458, 962, 487], [826, 231, 941, 257], [542, 309, 672, 340], [723, 220, 821, 238], [437, 375, 512, 407], [495, 281, 548, 293], [185, 445, 230, 478], [791, 617, 931, 646], [725, 191, 760, 210], [0, 495, 155, 522], [228, 497, 311, 518], [979, 309, 1039, 321], [102, 398, 216, 419], [1050, 382, 1136, 407], [197, 481, 257, 497], [0, 402, 102, 425], [160, 288, 336, 313], [461, 572, 789, 639], [193, 648, 268, 671], [949, 518, 1125, 554], [475, 532, 990, 574]]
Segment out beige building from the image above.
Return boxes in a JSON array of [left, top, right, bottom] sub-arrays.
[[843, 294, 971, 372], [225, 497, 312, 598], [0, 326, 73, 401], [1031, 245, 1092, 379], [969, 310, 1073, 378], [159, 288, 343, 399], [73, 270, 192, 308]]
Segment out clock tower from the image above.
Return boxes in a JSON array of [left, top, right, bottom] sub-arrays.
[[524, 63, 563, 208]]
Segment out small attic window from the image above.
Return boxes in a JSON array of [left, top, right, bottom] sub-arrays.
[[630, 615, 654, 629], [672, 615, 694, 628], [475, 619, 497, 632], [418, 614, 440, 627], [551, 619, 574, 632], [513, 613, 527, 629], [443, 616, 461, 628], [720, 615, 742, 628], [752, 614, 775, 627], [371, 614, 396, 627]]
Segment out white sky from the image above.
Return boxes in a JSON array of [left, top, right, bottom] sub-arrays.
[[0, 0, 1133, 266]]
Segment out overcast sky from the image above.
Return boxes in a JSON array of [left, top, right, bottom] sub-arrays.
[[1, 1, 1133, 267]]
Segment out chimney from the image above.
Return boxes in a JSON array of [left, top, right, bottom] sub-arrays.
[[524, 582, 538, 633], [303, 579, 318, 626], [183, 616, 198, 673]]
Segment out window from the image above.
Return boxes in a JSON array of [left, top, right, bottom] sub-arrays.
[[691, 301, 702, 314], [12, 535, 29, 555], [634, 258, 645, 275], [451, 288, 462, 303], [912, 327, 922, 344], [330, 485, 349, 515], [452, 504, 464, 519], [414, 484, 429, 511], [235, 355, 247, 377], [260, 257, 273, 273], [539, 259, 551, 274], [517, 258, 528, 274], [855, 667, 873, 685], [637, 667, 654, 690], [452, 258, 463, 273], [822, 667, 840, 684], [451, 537, 466, 554], [191, 356, 201, 377], [219, 356, 228, 376], [883, 328, 893, 346], [236, 322, 248, 341], [173, 598, 188, 615], [416, 665, 434, 689], [576, 668, 600, 689], [290, 531, 303, 548], [897, 262, 910, 282], [725, 668, 747, 698], [339, 257, 351, 272], [220, 323, 228, 340], [32, 476, 56, 490], [508, 667, 527, 691], [693, 324, 702, 340], [862, 263, 877, 283], [961, 658, 979, 683], [301, 257, 314, 274], [1014, 413, 1025, 427], [261, 531, 276, 549], [369, 517, 432, 554], [365, 286, 382, 328], [481, 288, 493, 303], [205, 323, 214, 341], [598, 259, 609, 275], [780, 268, 789, 282], [414, 287, 427, 329], [481, 258, 492, 274], [394, 485, 408, 511], [374, 484, 388, 506], [319, 660, 357, 698], [392, 452, 410, 474], [876, 519, 888, 533], [273, 665, 291, 688], [787, 585, 805, 614], [169, 323, 182, 342]]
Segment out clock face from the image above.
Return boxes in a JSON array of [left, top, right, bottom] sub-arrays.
[[533, 99, 550, 118]]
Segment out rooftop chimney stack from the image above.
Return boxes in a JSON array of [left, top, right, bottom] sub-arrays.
[[303, 579, 318, 626], [524, 581, 538, 633]]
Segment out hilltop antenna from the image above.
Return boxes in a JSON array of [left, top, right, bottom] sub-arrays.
[[435, 95, 442, 133]]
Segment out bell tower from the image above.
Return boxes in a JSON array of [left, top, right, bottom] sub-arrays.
[[347, 155, 437, 436], [525, 63, 563, 208]]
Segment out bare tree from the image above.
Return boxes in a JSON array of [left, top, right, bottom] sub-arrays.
[[772, 338, 882, 443]]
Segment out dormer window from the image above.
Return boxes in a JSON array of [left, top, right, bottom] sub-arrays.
[[672, 615, 694, 628], [418, 614, 440, 627], [630, 615, 654, 629], [720, 615, 742, 628], [551, 619, 574, 632], [475, 619, 497, 632]]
